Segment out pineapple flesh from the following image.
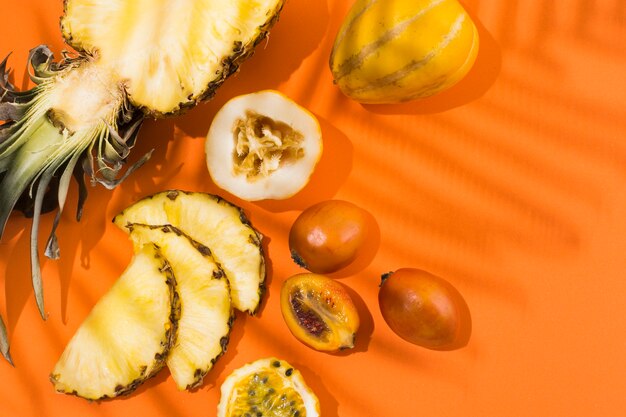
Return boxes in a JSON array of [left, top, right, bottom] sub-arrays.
[[62, 0, 285, 114], [114, 190, 265, 315], [127, 223, 233, 390], [50, 244, 180, 400]]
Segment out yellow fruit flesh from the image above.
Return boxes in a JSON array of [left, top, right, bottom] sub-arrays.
[[113, 191, 265, 314], [62, 0, 284, 114], [218, 358, 320, 417], [330, 0, 479, 102], [226, 371, 307, 416], [164, 194, 264, 314], [50, 245, 178, 400], [128, 224, 232, 390], [47, 61, 123, 133]]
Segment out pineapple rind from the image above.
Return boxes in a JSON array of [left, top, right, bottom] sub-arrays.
[[50, 244, 179, 400], [113, 190, 265, 315], [127, 223, 233, 390]]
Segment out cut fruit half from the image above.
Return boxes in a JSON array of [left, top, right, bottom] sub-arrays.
[[280, 273, 360, 352], [127, 223, 233, 390], [50, 244, 180, 400], [113, 190, 265, 314], [205, 90, 323, 201], [61, 0, 286, 115], [217, 357, 320, 417]]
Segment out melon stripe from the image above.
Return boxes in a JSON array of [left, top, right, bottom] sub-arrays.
[[332, 0, 378, 50], [332, 0, 447, 81], [349, 12, 466, 95]]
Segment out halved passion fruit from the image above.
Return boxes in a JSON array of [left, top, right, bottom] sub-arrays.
[[205, 90, 323, 201], [280, 273, 360, 352], [217, 357, 320, 417]]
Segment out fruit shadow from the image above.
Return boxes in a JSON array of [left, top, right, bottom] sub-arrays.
[[362, 17, 501, 115], [115, 118, 180, 197], [253, 116, 354, 213], [292, 361, 340, 417], [2, 218, 33, 332], [1, 183, 115, 332]]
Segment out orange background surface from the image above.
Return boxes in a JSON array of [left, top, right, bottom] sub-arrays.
[[2, 1, 626, 416]]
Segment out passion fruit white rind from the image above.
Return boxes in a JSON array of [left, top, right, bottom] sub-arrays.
[[205, 90, 323, 201]]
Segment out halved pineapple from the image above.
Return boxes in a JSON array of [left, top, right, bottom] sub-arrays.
[[113, 190, 265, 314], [50, 244, 180, 400], [0, 0, 284, 358], [127, 223, 233, 390], [61, 0, 285, 115]]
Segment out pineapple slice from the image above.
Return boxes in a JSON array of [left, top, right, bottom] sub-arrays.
[[113, 190, 265, 314], [50, 244, 180, 400], [127, 223, 233, 390]]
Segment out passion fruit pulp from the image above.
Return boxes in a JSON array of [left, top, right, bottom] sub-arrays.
[[217, 357, 320, 417]]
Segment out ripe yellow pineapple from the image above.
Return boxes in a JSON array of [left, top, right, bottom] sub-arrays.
[[50, 244, 180, 400]]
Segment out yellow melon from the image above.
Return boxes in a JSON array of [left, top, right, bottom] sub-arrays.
[[329, 0, 479, 103]]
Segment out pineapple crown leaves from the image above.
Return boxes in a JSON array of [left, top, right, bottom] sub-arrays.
[[0, 315, 13, 366]]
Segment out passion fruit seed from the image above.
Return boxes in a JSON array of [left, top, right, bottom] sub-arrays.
[[237, 371, 305, 416], [233, 111, 305, 181], [290, 290, 330, 339], [217, 357, 319, 417]]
